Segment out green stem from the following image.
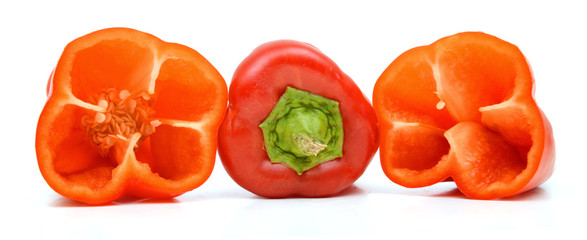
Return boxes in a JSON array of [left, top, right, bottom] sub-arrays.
[[259, 87, 343, 175]]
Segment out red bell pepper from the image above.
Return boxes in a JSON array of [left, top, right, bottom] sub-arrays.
[[218, 40, 379, 197], [36, 28, 228, 204], [373, 32, 555, 199]]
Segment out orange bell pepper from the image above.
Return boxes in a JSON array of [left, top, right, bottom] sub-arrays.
[[373, 32, 555, 199], [36, 28, 227, 204]]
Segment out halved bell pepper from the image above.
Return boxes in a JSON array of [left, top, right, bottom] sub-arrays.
[[373, 32, 555, 199], [36, 28, 227, 204]]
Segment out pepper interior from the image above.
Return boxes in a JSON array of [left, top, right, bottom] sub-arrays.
[[380, 41, 531, 186], [49, 39, 216, 189]]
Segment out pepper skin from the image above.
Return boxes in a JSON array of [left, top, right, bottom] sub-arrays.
[[36, 28, 227, 204], [373, 32, 555, 199], [218, 40, 379, 198]]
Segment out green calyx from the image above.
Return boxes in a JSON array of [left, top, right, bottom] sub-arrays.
[[259, 87, 344, 175]]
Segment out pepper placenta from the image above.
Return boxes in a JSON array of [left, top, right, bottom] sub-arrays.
[[373, 32, 555, 199], [218, 40, 379, 197], [36, 28, 227, 204]]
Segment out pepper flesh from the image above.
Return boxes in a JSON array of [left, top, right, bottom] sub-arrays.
[[36, 28, 227, 204], [218, 40, 379, 198], [373, 32, 555, 199]]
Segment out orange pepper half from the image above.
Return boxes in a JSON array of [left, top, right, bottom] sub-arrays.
[[373, 32, 555, 199], [36, 28, 227, 204]]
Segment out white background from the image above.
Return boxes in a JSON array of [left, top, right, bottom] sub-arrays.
[[1, 0, 585, 239]]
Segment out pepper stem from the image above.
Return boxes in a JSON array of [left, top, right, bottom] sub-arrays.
[[259, 87, 344, 175], [293, 133, 328, 156]]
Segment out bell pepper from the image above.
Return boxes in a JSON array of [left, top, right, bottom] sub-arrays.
[[218, 40, 379, 198], [36, 28, 228, 204], [373, 32, 555, 199]]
